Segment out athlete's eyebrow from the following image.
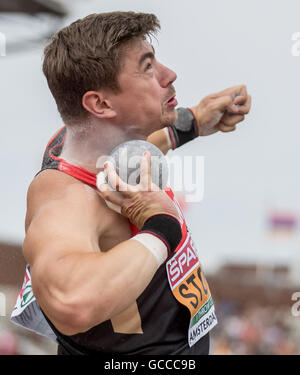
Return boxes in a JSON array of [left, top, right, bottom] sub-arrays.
[[138, 45, 155, 67]]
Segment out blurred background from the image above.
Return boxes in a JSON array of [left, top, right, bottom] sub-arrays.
[[0, 0, 300, 355]]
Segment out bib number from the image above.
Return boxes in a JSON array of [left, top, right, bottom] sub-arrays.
[[166, 233, 217, 347]]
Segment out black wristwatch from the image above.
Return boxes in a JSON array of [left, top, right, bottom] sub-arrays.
[[168, 107, 199, 149]]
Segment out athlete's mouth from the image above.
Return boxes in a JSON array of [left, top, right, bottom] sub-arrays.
[[165, 94, 178, 107], [167, 95, 175, 103], [166, 93, 176, 104]]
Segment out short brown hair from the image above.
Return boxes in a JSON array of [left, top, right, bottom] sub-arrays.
[[42, 12, 160, 125]]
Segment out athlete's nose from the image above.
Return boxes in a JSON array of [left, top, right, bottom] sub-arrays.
[[157, 62, 177, 88]]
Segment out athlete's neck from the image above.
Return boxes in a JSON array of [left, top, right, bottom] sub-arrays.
[[60, 120, 147, 174]]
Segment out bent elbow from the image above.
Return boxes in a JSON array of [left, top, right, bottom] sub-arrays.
[[45, 304, 88, 336], [32, 271, 110, 336], [40, 293, 108, 336]]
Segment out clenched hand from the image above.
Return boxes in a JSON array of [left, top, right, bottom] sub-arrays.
[[190, 85, 252, 136]]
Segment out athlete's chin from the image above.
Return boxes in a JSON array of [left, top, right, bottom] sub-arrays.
[[161, 108, 178, 128]]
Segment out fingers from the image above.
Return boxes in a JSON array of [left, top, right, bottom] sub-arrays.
[[234, 94, 252, 114], [140, 152, 152, 191], [213, 95, 233, 112], [96, 171, 124, 207], [233, 95, 246, 105], [96, 170, 111, 193], [104, 161, 130, 192], [226, 95, 251, 115], [214, 85, 247, 99], [218, 123, 236, 133], [218, 111, 245, 133], [234, 85, 247, 99], [213, 85, 249, 113], [221, 113, 245, 127]]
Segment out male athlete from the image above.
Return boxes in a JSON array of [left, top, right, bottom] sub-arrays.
[[15, 12, 251, 354]]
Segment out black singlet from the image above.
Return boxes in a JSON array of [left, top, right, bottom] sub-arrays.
[[38, 126, 210, 355]]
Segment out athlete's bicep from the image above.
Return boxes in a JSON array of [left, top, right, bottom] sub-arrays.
[[23, 183, 103, 268]]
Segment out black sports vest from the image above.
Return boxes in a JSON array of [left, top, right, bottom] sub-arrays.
[[38, 126, 212, 355]]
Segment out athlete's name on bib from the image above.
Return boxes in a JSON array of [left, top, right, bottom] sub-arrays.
[[189, 306, 217, 347]]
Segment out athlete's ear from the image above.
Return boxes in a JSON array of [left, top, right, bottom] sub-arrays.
[[82, 91, 117, 120]]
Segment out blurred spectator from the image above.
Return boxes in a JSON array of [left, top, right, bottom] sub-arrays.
[[0, 330, 19, 355], [211, 301, 300, 355]]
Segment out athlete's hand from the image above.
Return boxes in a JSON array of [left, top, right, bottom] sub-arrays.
[[97, 152, 181, 229], [190, 85, 251, 136]]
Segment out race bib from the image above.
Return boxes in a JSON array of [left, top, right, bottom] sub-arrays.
[[166, 231, 217, 347]]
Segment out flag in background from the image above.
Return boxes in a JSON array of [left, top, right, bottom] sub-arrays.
[[267, 211, 298, 239]]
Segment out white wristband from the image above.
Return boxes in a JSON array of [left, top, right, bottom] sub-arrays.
[[131, 233, 168, 267]]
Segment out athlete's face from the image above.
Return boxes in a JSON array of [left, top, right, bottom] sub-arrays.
[[111, 38, 178, 136]]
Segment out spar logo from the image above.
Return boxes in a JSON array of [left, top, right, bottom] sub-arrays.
[[167, 235, 198, 288]]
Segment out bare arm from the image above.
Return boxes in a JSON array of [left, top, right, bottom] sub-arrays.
[[24, 184, 159, 336], [147, 85, 251, 152], [147, 127, 171, 155], [24, 156, 181, 336]]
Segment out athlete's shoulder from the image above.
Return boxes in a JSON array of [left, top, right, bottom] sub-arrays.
[[30, 169, 99, 203], [25, 169, 104, 230]]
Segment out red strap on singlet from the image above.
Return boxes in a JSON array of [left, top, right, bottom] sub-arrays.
[[55, 158, 176, 238], [58, 159, 97, 187], [45, 129, 176, 238]]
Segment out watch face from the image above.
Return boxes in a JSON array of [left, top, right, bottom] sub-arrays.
[[175, 107, 195, 132]]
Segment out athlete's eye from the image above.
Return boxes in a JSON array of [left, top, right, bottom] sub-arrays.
[[145, 62, 153, 71]]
